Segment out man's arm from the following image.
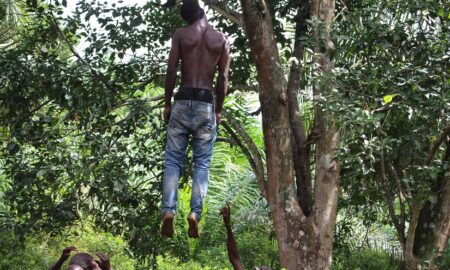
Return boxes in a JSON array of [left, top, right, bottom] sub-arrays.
[[215, 37, 231, 124], [49, 246, 77, 270], [163, 30, 181, 123], [95, 252, 112, 270], [220, 207, 244, 270]]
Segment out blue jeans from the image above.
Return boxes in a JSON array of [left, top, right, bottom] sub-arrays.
[[161, 100, 216, 220]]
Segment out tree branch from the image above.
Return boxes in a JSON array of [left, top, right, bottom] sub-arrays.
[[50, 17, 120, 96], [202, 0, 243, 27], [427, 126, 450, 165], [222, 110, 267, 199], [387, 161, 407, 247], [403, 202, 421, 268], [379, 134, 406, 247], [221, 122, 258, 178], [286, 0, 313, 216], [216, 137, 235, 145]]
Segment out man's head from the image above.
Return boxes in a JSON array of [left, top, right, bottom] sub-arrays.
[[66, 266, 84, 270], [68, 252, 100, 270], [180, 0, 205, 24]]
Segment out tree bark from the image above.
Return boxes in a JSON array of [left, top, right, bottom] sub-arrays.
[[412, 137, 450, 269], [311, 0, 339, 267], [399, 132, 450, 269], [239, 1, 306, 268], [238, 0, 338, 269], [287, 0, 313, 217], [402, 202, 422, 270]]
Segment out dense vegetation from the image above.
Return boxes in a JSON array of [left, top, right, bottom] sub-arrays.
[[0, 0, 448, 269]]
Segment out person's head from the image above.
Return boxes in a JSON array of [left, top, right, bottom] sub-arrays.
[[180, 0, 205, 24], [68, 253, 100, 270], [66, 265, 84, 270]]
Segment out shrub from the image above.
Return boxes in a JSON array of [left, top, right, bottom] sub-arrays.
[[0, 223, 135, 270], [157, 254, 231, 270], [333, 248, 399, 270]]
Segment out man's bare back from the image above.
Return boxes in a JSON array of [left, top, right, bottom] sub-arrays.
[[177, 19, 227, 90], [164, 15, 230, 123]]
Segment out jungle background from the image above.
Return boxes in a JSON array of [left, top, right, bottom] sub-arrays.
[[0, 0, 448, 269]]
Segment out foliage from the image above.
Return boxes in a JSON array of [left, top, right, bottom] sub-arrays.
[[157, 254, 230, 270], [0, 223, 135, 270], [333, 0, 449, 261], [235, 228, 280, 269], [433, 246, 450, 269], [1, 0, 448, 268], [336, 0, 449, 195], [333, 248, 400, 270]]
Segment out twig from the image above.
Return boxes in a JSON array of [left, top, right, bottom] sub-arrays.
[[427, 126, 450, 165]]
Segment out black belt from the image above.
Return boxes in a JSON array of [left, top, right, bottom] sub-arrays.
[[174, 87, 213, 104]]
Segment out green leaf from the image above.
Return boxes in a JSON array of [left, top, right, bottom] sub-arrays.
[[437, 7, 444, 18], [7, 142, 19, 155], [37, 169, 47, 178], [130, 17, 142, 27], [383, 94, 399, 104]]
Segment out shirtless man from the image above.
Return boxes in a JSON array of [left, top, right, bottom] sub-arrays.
[[49, 246, 111, 270], [160, 0, 230, 238]]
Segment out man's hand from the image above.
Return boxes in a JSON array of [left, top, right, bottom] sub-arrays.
[[215, 112, 222, 125], [219, 206, 231, 225], [61, 246, 77, 260], [164, 107, 172, 124], [95, 252, 111, 270]]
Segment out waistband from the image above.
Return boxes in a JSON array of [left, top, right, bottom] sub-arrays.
[[174, 86, 213, 104]]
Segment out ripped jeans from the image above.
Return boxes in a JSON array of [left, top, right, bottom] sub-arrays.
[[161, 100, 216, 221]]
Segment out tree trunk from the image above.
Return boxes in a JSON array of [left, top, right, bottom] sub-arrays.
[[402, 202, 422, 270], [398, 132, 450, 269], [406, 137, 450, 269], [239, 1, 338, 269]]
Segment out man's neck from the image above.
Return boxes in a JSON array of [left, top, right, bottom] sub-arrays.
[[189, 17, 207, 28]]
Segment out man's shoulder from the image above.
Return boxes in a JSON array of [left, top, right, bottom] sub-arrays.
[[174, 27, 227, 41], [209, 28, 228, 41], [172, 28, 185, 38]]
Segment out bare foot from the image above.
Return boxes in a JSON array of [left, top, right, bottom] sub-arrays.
[[160, 211, 174, 237], [187, 212, 199, 238]]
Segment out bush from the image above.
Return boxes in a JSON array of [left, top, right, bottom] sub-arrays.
[[0, 232, 52, 270], [157, 254, 231, 270], [0, 223, 135, 270], [333, 248, 399, 270], [433, 246, 450, 269], [236, 229, 280, 270]]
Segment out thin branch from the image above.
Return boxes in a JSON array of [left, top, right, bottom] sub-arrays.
[[222, 110, 267, 199], [387, 162, 407, 248], [427, 126, 450, 165], [222, 121, 258, 174], [49, 16, 120, 95], [387, 161, 408, 241], [216, 137, 235, 145], [379, 134, 406, 247], [202, 0, 243, 27], [0, 99, 52, 125]]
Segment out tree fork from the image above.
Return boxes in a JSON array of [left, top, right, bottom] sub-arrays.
[[286, 0, 313, 217], [239, 0, 339, 269]]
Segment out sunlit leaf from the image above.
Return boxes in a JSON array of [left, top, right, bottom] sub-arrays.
[[383, 94, 399, 104]]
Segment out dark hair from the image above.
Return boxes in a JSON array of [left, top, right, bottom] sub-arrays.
[[68, 253, 94, 270], [180, 0, 204, 23]]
